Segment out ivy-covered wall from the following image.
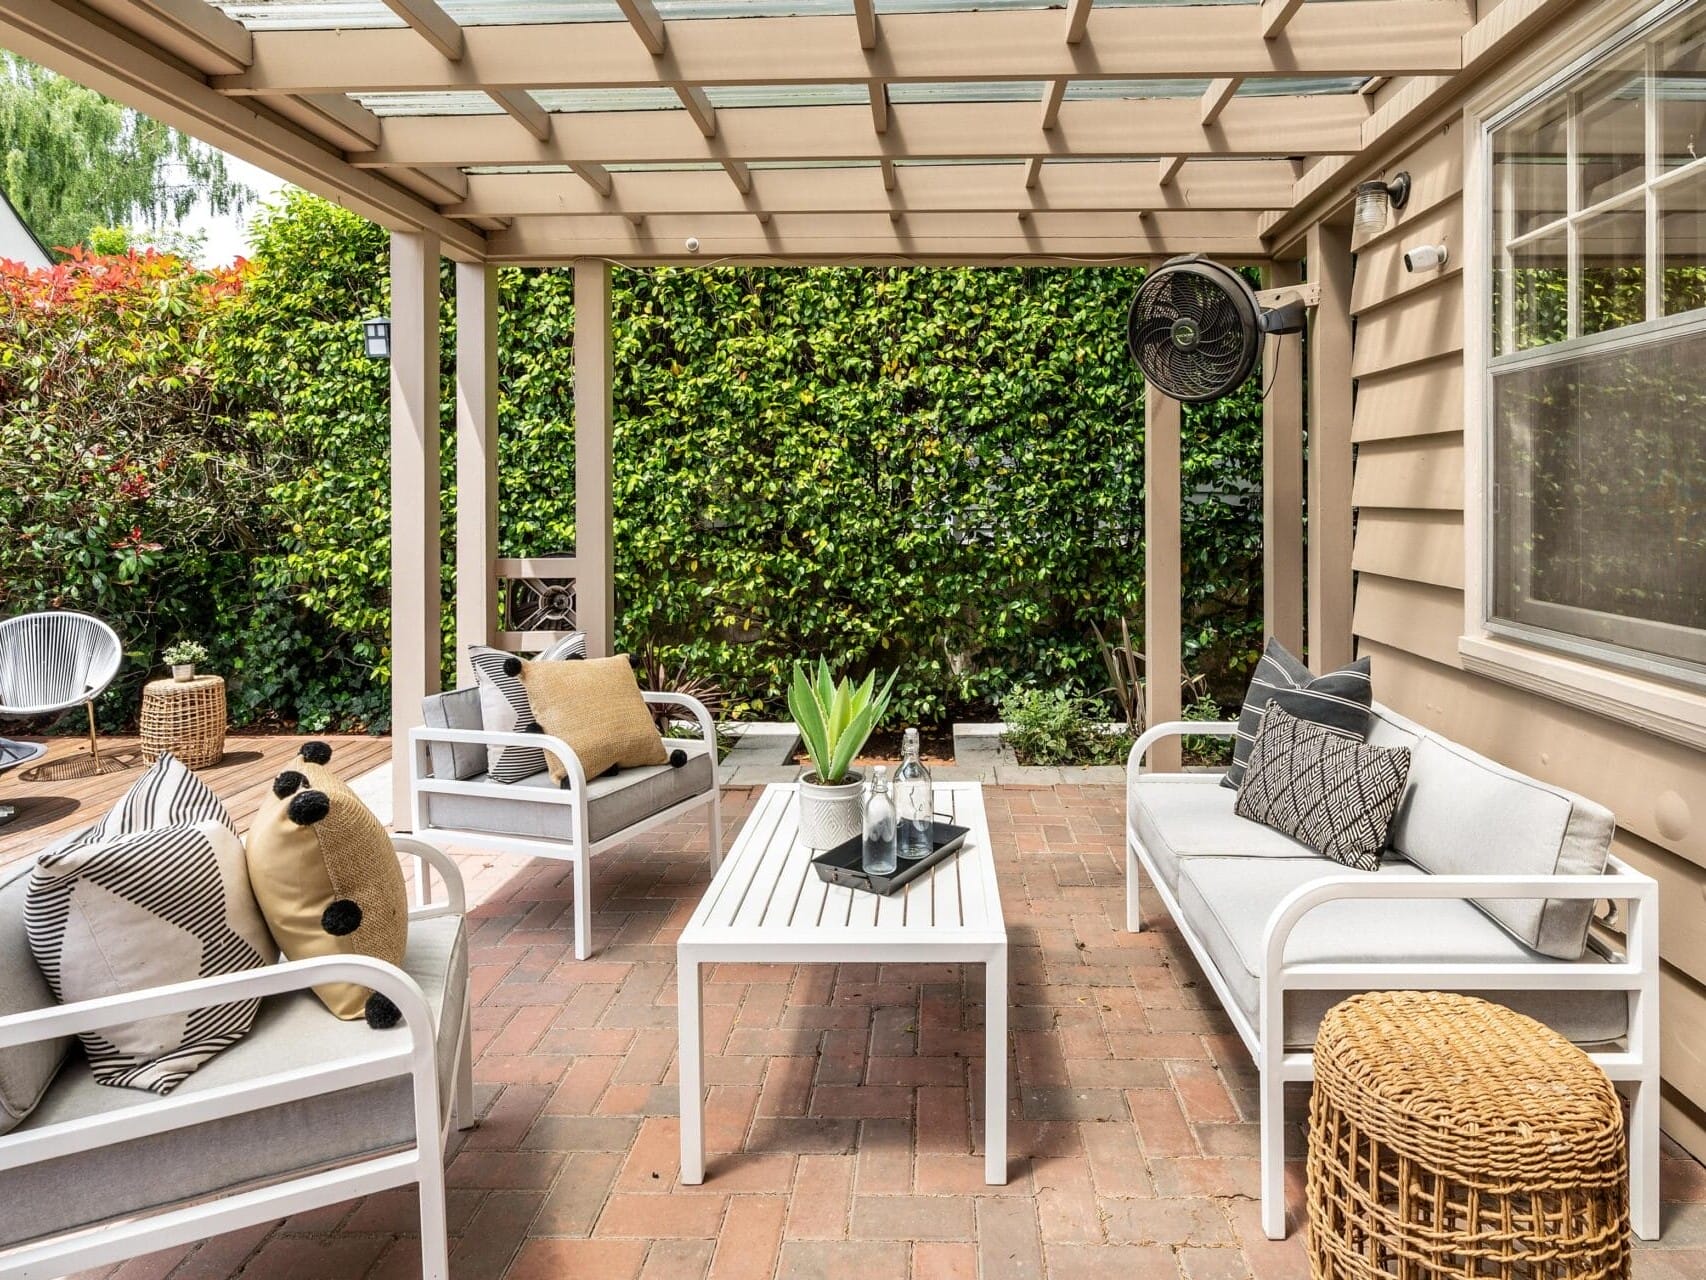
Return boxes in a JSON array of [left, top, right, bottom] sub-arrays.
[[0, 192, 1265, 731]]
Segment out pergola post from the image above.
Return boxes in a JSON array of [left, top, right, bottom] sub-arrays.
[[455, 261, 500, 687], [1306, 221, 1355, 672], [390, 229, 442, 829], [574, 258, 615, 658], [1144, 387, 1182, 772], [1262, 258, 1305, 655]]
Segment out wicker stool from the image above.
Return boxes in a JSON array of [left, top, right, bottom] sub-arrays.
[[139, 674, 227, 769], [1308, 992, 1628, 1280]]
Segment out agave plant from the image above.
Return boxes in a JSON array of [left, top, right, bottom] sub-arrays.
[[788, 659, 897, 786]]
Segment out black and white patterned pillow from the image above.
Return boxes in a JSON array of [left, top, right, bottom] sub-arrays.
[[26, 820, 275, 1093], [57, 752, 233, 852], [1233, 706, 1412, 872], [468, 637, 586, 783], [1222, 639, 1373, 790]]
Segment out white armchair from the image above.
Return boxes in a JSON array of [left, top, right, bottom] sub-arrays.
[[410, 687, 722, 960], [0, 837, 472, 1279]]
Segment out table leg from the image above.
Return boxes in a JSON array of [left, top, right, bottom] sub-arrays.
[[985, 944, 1008, 1185], [678, 955, 705, 1184]]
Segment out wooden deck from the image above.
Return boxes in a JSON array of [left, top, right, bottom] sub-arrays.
[[0, 733, 392, 866]]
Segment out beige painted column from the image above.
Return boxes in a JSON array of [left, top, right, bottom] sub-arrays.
[[455, 261, 499, 688], [574, 258, 615, 658], [390, 229, 442, 830], [1262, 258, 1306, 655], [1144, 387, 1182, 772], [1306, 221, 1356, 673]]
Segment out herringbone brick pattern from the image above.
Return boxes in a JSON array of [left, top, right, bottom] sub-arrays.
[[54, 783, 1706, 1279]]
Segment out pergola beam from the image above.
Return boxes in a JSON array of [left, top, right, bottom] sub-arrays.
[[1040, 79, 1066, 131], [677, 85, 718, 136], [1261, 0, 1308, 40], [216, 4, 1469, 96], [1156, 155, 1185, 186], [82, 0, 251, 75], [1064, 0, 1094, 45], [853, 0, 878, 50], [1200, 76, 1242, 126], [488, 88, 552, 142], [870, 82, 890, 134], [354, 97, 1368, 169], [615, 0, 669, 55], [381, 0, 464, 61]]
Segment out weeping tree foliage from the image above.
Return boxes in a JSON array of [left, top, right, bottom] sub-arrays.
[[0, 53, 248, 256]]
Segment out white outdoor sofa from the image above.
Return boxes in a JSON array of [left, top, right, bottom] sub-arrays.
[[410, 686, 721, 960], [1126, 701, 1660, 1242], [0, 837, 472, 1280]]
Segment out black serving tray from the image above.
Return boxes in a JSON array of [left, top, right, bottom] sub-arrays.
[[811, 821, 971, 897]]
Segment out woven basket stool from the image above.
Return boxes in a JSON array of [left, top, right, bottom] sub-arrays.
[[139, 674, 227, 770], [1308, 991, 1628, 1280]]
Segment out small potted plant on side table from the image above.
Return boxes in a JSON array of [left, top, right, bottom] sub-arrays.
[[163, 640, 209, 683], [789, 659, 896, 850]]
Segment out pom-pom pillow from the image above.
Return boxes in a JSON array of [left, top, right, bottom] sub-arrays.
[[26, 819, 274, 1094], [244, 742, 409, 1026], [519, 655, 668, 784]]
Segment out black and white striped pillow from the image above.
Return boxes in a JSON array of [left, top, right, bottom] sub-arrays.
[[59, 752, 233, 852], [468, 639, 586, 783], [1222, 639, 1373, 790], [26, 820, 275, 1093]]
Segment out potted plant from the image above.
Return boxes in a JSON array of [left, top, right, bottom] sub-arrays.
[[788, 659, 896, 850], [163, 640, 209, 682]]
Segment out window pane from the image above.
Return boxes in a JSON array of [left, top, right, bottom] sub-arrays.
[[1661, 12, 1706, 170], [1577, 52, 1647, 208], [1661, 166, 1706, 315], [1494, 101, 1568, 239], [1500, 229, 1568, 351], [1579, 199, 1647, 335], [1493, 326, 1706, 664]]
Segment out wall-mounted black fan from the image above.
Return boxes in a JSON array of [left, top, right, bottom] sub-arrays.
[[1126, 256, 1310, 405]]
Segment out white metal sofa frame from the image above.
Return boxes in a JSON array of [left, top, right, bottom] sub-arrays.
[[0, 838, 473, 1280], [409, 690, 722, 961], [1126, 721, 1661, 1243]]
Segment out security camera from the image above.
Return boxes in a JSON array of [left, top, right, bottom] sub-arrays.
[[684, 236, 701, 254], [1403, 243, 1448, 273]]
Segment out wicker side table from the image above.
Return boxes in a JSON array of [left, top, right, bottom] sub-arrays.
[[1308, 991, 1628, 1280], [140, 674, 227, 770]]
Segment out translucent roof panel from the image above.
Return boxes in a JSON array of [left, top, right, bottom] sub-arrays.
[[1066, 76, 1368, 101], [888, 82, 1047, 104], [704, 85, 871, 108], [354, 91, 505, 115], [532, 88, 689, 111]]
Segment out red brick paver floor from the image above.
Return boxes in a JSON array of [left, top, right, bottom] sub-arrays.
[[49, 784, 1706, 1278]]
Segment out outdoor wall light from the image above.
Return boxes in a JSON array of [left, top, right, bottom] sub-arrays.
[[1353, 172, 1412, 234], [362, 317, 392, 360], [1403, 243, 1449, 273]]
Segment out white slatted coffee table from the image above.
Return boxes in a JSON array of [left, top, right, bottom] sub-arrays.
[[677, 781, 1008, 1185]]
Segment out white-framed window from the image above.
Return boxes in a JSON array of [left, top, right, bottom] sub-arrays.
[[1482, 0, 1706, 686]]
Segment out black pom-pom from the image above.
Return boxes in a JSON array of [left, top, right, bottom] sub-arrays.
[[600, 763, 622, 779], [524, 721, 545, 734], [559, 775, 574, 790], [669, 749, 688, 769], [628, 653, 642, 668], [300, 740, 333, 766], [272, 770, 307, 799], [287, 789, 331, 825], [365, 992, 402, 1030], [502, 656, 522, 678], [322, 898, 363, 936], [568, 652, 585, 661]]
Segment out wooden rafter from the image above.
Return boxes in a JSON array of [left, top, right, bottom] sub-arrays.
[[870, 82, 890, 134], [82, 0, 251, 74], [487, 88, 550, 142], [380, 0, 463, 61], [1040, 79, 1067, 131], [1064, 0, 1094, 45], [614, 0, 668, 55], [1023, 157, 1044, 190], [215, 5, 1469, 96], [854, 0, 878, 50], [677, 85, 718, 137], [1200, 77, 1241, 126], [1261, 0, 1308, 39], [351, 96, 1368, 169], [1157, 155, 1186, 186]]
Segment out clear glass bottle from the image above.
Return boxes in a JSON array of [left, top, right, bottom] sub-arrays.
[[862, 765, 898, 877], [895, 727, 934, 860]]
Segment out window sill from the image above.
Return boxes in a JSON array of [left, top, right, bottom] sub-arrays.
[[1459, 634, 1706, 753]]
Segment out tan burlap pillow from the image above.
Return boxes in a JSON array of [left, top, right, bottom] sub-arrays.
[[244, 742, 408, 1025], [520, 655, 667, 783]]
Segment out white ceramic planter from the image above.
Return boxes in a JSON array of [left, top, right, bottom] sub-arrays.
[[797, 769, 864, 850], [171, 664, 196, 682]]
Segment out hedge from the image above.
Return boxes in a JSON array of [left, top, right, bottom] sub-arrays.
[[0, 191, 1265, 731]]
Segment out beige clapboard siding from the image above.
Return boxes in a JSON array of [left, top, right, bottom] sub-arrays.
[[1350, 197, 1463, 315], [1349, 116, 1466, 256], [1352, 510, 1464, 589], [1352, 573, 1465, 670], [1661, 966, 1706, 1128], [1350, 274, 1465, 378], [1352, 434, 1464, 511], [1360, 640, 1706, 877], [1612, 827, 1706, 991], [1353, 356, 1464, 442]]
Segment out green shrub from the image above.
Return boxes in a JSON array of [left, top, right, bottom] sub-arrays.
[[998, 686, 1133, 767]]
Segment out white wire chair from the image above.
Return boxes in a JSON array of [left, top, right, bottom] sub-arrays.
[[0, 612, 123, 771]]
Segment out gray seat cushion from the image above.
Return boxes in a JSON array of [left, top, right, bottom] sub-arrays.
[[0, 915, 466, 1247], [0, 863, 68, 1135], [423, 738, 715, 846], [1174, 856, 1627, 1051], [1128, 774, 1316, 893], [421, 687, 487, 782]]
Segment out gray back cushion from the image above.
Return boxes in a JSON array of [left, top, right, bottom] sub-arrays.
[[421, 687, 487, 781], [1366, 701, 1427, 755], [0, 861, 68, 1133], [1390, 734, 1614, 960]]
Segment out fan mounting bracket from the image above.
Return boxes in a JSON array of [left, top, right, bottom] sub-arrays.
[[1254, 282, 1321, 310]]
